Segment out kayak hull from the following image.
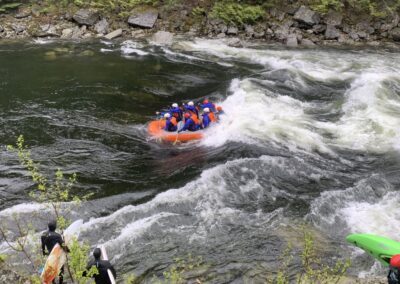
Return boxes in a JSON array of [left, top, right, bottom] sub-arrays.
[[148, 120, 203, 142], [346, 234, 400, 266]]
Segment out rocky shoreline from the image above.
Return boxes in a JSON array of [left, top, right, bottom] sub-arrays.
[[1, 3, 400, 47]]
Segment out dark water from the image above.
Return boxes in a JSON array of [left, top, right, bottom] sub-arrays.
[[1, 39, 400, 282]]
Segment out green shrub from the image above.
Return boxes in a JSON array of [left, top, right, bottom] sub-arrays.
[[210, 2, 265, 26]]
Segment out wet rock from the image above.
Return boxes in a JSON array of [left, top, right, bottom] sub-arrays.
[[226, 37, 243, 47], [0, 25, 4, 33], [324, 10, 342, 27], [275, 20, 293, 40], [325, 24, 340, 39], [30, 24, 60, 37], [73, 9, 99, 26], [104, 28, 122, 40], [286, 34, 298, 47], [11, 23, 26, 34], [216, 32, 225, 39], [301, 38, 316, 46], [94, 18, 109, 35], [15, 7, 31, 19], [226, 26, 238, 35], [312, 24, 326, 34], [254, 31, 265, 39], [151, 31, 173, 45], [294, 6, 320, 26], [128, 9, 158, 29], [390, 27, 400, 41], [131, 29, 145, 38]]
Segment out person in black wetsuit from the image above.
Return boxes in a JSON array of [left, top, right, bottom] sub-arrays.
[[41, 220, 65, 284], [389, 255, 400, 284], [85, 248, 117, 284]]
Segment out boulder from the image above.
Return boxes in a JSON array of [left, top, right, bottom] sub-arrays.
[[356, 21, 374, 34], [254, 31, 265, 39], [245, 25, 254, 37], [226, 37, 243, 47], [15, 7, 31, 19], [104, 29, 122, 40], [0, 25, 4, 33], [274, 20, 293, 40], [226, 26, 238, 35], [325, 25, 340, 39], [30, 24, 59, 37], [94, 18, 109, 34], [286, 34, 298, 47], [312, 24, 326, 34], [301, 38, 316, 46], [324, 10, 342, 27], [11, 23, 26, 34], [128, 9, 158, 29], [390, 27, 400, 41], [216, 23, 227, 34], [61, 28, 73, 38], [216, 32, 226, 39], [73, 9, 99, 26], [294, 6, 320, 26], [151, 31, 173, 45], [131, 29, 145, 38]]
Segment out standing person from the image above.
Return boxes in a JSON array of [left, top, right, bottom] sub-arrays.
[[41, 220, 65, 284], [85, 248, 117, 284], [388, 255, 400, 284]]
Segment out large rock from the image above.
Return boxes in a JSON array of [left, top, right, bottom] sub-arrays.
[[226, 26, 238, 35], [15, 7, 31, 19], [94, 18, 109, 34], [286, 34, 298, 47], [128, 9, 158, 29], [104, 29, 122, 40], [294, 6, 320, 26], [226, 37, 243, 48], [356, 21, 374, 35], [11, 23, 26, 34], [301, 38, 316, 46], [73, 9, 99, 26], [390, 27, 400, 41], [275, 20, 293, 40], [324, 10, 342, 27], [325, 25, 340, 39], [151, 31, 173, 45], [0, 25, 4, 33]]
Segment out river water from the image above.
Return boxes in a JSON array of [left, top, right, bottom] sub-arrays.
[[1, 38, 400, 282]]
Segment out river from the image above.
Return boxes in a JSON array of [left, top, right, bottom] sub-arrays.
[[1, 38, 400, 282]]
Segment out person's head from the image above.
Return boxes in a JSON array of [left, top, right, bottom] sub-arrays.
[[217, 106, 222, 112], [164, 113, 171, 119], [203, 99, 209, 104], [172, 103, 178, 108], [188, 101, 194, 106], [204, 108, 210, 113], [48, 220, 57, 232], [184, 113, 190, 119], [391, 254, 400, 268], [93, 248, 101, 260]]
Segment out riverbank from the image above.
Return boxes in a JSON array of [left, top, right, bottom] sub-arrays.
[[1, 1, 400, 47]]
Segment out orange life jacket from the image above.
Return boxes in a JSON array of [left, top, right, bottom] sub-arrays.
[[170, 117, 177, 126], [209, 112, 217, 122], [191, 114, 200, 125]]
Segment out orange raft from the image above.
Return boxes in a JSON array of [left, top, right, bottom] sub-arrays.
[[148, 120, 203, 142]]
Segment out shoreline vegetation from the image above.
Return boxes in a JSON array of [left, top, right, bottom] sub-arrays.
[[0, 0, 399, 47]]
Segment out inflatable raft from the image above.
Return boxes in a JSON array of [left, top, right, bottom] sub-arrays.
[[148, 120, 203, 143]]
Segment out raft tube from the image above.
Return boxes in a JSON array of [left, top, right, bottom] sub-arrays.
[[346, 234, 400, 266], [148, 120, 203, 143]]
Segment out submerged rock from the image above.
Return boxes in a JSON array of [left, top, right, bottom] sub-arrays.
[[128, 9, 158, 29], [294, 6, 320, 26], [73, 9, 99, 26], [151, 31, 173, 45]]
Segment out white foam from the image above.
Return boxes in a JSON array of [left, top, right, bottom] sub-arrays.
[[121, 40, 148, 56]]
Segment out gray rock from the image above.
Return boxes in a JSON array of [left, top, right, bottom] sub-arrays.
[[275, 20, 293, 40], [15, 7, 31, 19], [325, 25, 340, 39], [73, 9, 99, 26], [301, 38, 316, 46], [349, 31, 359, 40], [324, 10, 342, 27], [217, 23, 227, 34], [216, 32, 226, 39], [128, 9, 158, 29], [11, 23, 26, 34], [94, 18, 109, 34], [392, 13, 400, 27], [254, 31, 265, 39], [294, 6, 320, 26], [356, 21, 374, 34], [151, 31, 173, 45], [226, 37, 243, 47], [104, 28, 122, 40], [380, 23, 392, 32], [227, 26, 238, 35], [313, 24, 326, 33], [61, 28, 73, 38], [390, 27, 400, 41], [245, 25, 254, 37], [286, 34, 298, 47], [357, 31, 368, 39], [131, 29, 145, 38], [0, 25, 4, 33], [32, 24, 59, 37]]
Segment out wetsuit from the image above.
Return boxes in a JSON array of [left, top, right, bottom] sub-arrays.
[[202, 113, 211, 128], [388, 267, 400, 284], [179, 118, 198, 132], [41, 230, 64, 284], [86, 259, 117, 284], [164, 117, 177, 132]]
